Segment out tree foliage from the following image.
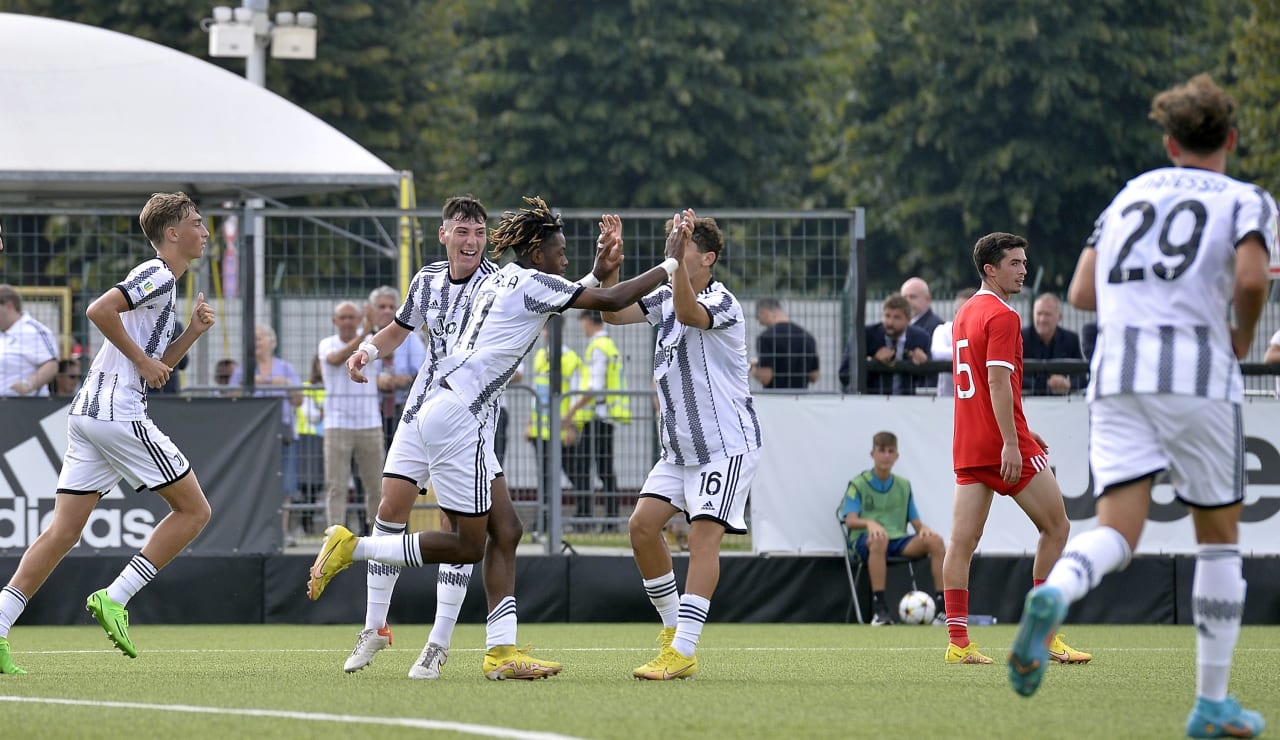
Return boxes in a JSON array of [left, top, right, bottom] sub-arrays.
[[449, 0, 821, 208], [820, 0, 1248, 292], [1232, 0, 1280, 196]]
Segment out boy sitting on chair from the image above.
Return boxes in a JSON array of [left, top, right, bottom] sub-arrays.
[[839, 430, 946, 625]]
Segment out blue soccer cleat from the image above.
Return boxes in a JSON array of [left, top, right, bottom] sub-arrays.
[[1007, 585, 1067, 697], [1186, 695, 1265, 738]]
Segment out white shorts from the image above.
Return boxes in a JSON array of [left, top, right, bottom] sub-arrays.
[[639, 449, 759, 534], [413, 391, 498, 516], [57, 415, 191, 494], [385, 411, 501, 491], [1090, 394, 1243, 508]]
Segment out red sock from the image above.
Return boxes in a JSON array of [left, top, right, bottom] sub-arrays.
[[944, 589, 969, 648], [1033, 578, 1046, 587]]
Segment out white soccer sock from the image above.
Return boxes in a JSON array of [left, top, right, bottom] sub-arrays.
[[643, 572, 680, 628], [672, 593, 710, 658], [1044, 526, 1131, 603], [0, 585, 29, 638], [353, 533, 422, 567], [363, 518, 406, 631], [106, 554, 158, 607], [485, 596, 518, 650], [428, 563, 474, 648], [1193, 545, 1245, 702]]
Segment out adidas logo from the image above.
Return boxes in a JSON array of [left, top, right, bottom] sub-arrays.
[[700, 502, 715, 511], [0, 404, 158, 549]]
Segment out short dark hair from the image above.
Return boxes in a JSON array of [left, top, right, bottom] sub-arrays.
[[442, 194, 487, 224], [0, 284, 20, 311], [580, 310, 603, 325], [972, 232, 1028, 279], [872, 431, 897, 449], [1150, 74, 1235, 155], [756, 297, 782, 313], [882, 293, 911, 316]]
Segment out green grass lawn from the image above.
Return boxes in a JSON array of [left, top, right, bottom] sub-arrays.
[[2, 622, 1275, 739]]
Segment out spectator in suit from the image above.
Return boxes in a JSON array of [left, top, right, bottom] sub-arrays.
[[1022, 293, 1085, 396], [840, 293, 932, 395], [751, 297, 819, 390], [900, 277, 944, 337]]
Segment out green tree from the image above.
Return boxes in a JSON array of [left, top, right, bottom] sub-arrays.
[[448, 0, 820, 208], [821, 0, 1246, 293], [1232, 0, 1280, 196]]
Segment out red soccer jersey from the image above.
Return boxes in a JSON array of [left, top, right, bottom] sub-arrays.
[[951, 290, 1042, 471]]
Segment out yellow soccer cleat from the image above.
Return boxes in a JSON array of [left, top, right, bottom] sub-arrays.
[[1047, 633, 1092, 664], [0, 636, 27, 675], [633, 645, 698, 680], [656, 626, 675, 650], [483, 645, 562, 680], [307, 525, 358, 601], [945, 641, 994, 664]]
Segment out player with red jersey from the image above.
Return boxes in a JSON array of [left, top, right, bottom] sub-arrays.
[[941, 232, 1091, 666]]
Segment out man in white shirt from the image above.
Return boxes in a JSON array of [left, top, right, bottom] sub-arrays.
[[930, 287, 976, 397], [319, 301, 385, 533], [368, 285, 426, 449], [0, 284, 58, 397]]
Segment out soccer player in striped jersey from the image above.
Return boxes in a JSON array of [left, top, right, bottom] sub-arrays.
[[1010, 75, 1277, 738], [308, 196, 683, 680], [339, 195, 501, 678], [602, 209, 763, 680], [0, 192, 216, 674], [942, 232, 1091, 667]]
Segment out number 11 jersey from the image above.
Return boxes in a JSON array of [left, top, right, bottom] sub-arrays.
[[1086, 166, 1277, 402]]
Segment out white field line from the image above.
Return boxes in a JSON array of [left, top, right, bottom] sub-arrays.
[[0, 696, 588, 740], [14, 645, 1280, 655]]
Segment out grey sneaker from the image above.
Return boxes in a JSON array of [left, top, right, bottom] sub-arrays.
[[408, 641, 448, 680], [343, 624, 392, 673]]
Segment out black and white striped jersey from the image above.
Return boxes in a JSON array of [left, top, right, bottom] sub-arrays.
[[71, 258, 177, 420], [1086, 166, 1278, 402], [395, 258, 499, 424], [641, 280, 762, 466]]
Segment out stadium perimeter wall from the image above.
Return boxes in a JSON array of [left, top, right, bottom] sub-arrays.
[[3, 552, 1278, 626]]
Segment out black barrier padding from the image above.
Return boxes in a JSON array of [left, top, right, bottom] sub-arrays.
[[0, 555, 263, 626], [3, 554, 1279, 625]]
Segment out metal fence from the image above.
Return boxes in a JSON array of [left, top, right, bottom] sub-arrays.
[[0, 205, 863, 551]]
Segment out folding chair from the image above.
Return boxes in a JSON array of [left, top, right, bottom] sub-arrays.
[[838, 518, 919, 624]]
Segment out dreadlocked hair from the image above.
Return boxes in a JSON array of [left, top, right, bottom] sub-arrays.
[[489, 195, 564, 261]]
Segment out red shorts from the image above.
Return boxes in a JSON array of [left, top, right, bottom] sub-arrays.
[[955, 452, 1049, 496]]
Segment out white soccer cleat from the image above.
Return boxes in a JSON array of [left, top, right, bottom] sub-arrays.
[[343, 624, 393, 673], [408, 641, 448, 680]]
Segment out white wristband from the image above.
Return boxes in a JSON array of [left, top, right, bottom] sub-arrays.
[[579, 273, 601, 288], [658, 257, 679, 279], [357, 342, 379, 362]]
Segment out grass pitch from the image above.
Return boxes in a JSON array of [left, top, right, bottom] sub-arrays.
[[2, 622, 1275, 739]]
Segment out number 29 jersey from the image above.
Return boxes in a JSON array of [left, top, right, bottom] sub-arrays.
[[1086, 166, 1278, 402], [950, 290, 1041, 470]]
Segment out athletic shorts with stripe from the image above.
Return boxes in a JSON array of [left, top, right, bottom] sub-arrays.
[[411, 391, 499, 516], [385, 404, 501, 493], [639, 449, 760, 534], [57, 415, 190, 494], [955, 450, 1049, 497], [1090, 394, 1243, 508]]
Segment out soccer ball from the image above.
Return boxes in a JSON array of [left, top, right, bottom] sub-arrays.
[[898, 590, 937, 625]]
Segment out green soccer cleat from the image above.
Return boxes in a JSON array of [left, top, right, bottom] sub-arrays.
[[86, 589, 137, 659], [307, 525, 358, 601], [0, 636, 27, 674]]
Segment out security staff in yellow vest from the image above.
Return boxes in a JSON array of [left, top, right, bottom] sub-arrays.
[[565, 310, 632, 528], [526, 326, 592, 525]]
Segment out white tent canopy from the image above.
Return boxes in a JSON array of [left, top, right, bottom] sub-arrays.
[[0, 13, 400, 203]]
